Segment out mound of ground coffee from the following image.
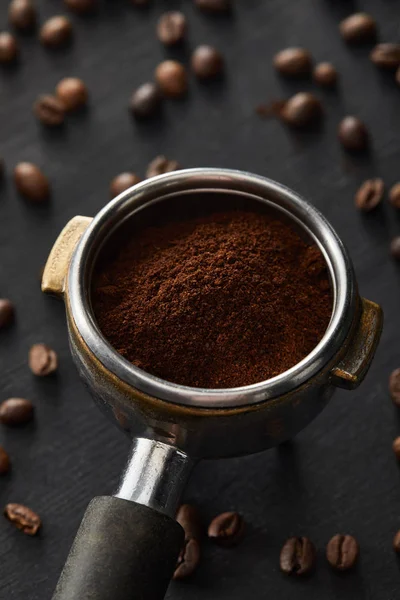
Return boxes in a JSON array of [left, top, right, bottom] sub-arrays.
[[92, 210, 332, 388]]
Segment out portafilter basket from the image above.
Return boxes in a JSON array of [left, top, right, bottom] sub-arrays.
[[42, 169, 383, 600]]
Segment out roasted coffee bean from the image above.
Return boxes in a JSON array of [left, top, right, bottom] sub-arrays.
[[390, 183, 400, 209], [0, 32, 19, 63], [280, 537, 316, 575], [191, 45, 224, 79], [326, 534, 359, 571], [393, 436, 400, 460], [110, 172, 141, 197], [339, 13, 376, 43], [4, 503, 41, 535], [64, 0, 97, 14], [393, 531, 400, 553], [338, 116, 368, 152], [0, 446, 10, 474], [313, 62, 337, 87], [280, 93, 322, 128], [34, 94, 65, 126], [56, 77, 88, 111], [0, 398, 34, 426], [370, 44, 400, 69], [273, 48, 312, 77], [390, 369, 400, 406], [14, 162, 50, 202], [208, 511, 245, 547], [0, 299, 15, 329], [146, 156, 180, 178], [130, 82, 162, 118], [40, 16, 73, 48], [29, 343, 58, 376], [9, 0, 36, 31], [354, 179, 384, 212], [173, 538, 200, 580], [390, 237, 400, 261], [194, 0, 231, 13], [157, 12, 186, 46], [177, 504, 202, 541], [155, 60, 188, 98]]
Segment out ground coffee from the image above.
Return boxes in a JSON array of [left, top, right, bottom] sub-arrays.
[[92, 210, 332, 388]]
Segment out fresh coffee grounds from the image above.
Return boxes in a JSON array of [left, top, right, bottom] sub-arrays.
[[92, 210, 332, 388]]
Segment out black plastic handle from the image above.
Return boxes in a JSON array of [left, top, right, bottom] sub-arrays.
[[52, 496, 184, 600]]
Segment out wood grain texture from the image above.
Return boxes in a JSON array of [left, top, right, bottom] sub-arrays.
[[0, 1, 399, 599]]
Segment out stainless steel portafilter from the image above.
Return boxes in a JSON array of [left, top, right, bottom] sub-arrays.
[[42, 169, 383, 600]]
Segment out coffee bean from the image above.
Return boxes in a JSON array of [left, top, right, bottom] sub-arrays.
[[0, 299, 15, 329], [9, 0, 36, 31], [313, 62, 337, 87], [157, 12, 186, 46], [194, 0, 231, 13], [208, 511, 244, 547], [390, 368, 400, 406], [0, 446, 11, 474], [0, 398, 34, 426], [0, 32, 19, 63], [64, 0, 97, 14], [130, 82, 162, 118], [390, 237, 400, 261], [280, 92, 322, 128], [34, 94, 65, 126], [40, 16, 73, 48], [370, 44, 400, 69], [389, 183, 400, 208], [393, 531, 400, 553], [56, 77, 88, 111], [191, 45, 224, 79], [14, 162, 50, 202], [354, 179, 384, 212], [110, 172, 141, 197], [273, 48, 312, 77], [326, 534, 359, 571], [155, 60, 188, 98], [338, 116, 368, 152], [29, 343, 58, 376], [393, 436, 400, 460], [177, 504, 202, 541], [146, 156, 180, 179], [173, 538, 200, 580], [339, 13, 377, 43], [280, 537, 316, 575], [4, 503, 41, 535]]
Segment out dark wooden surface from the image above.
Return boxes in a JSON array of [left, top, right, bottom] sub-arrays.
[[1, 1, 400, 598]]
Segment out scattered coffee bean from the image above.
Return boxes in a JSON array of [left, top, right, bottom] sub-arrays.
[[14, 162, 50, 202], [29, 343, 58, 376], [0, 446, 11, 475], [0, 299, 15, 329], [0, 32, 19, 64], [354, 178, 384, 212], [155, 60, 188, 98], [313, 62, 337, 87], [280, 537, 316, 575], [194, 0, 231, 13], [273, 47, 312, 77], [191, 45, 224, 79], [56, 77, 88, 111], [208, 511, 244, 547], [4, 503, 41, 535], [64, 0, 97, 14], [177, 504, 202, 541], [34, 94, 65, 127], [130, 82, 162, 118], [110, 172, 141, 197], [173, 538, 201, 580], [390, 368, 400, 406], [393, 436, 400, 460], [0, 398, 34, 426], [338, 116, 368, 152], [370, 44, 400, 69], [390, 237, 400, 261], [40, 16, 73, 48], [280, 92, 322, 128], [146, 156, 180, 178], [326, 534, 359, 571], [393, 531, 400, 553], [389, 183, 400, 208], [157, 12, 186, 46], [339, 13, 377, 43], [9, 0, 37, 32]]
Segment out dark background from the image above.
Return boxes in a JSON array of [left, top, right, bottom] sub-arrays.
[[0, 1, 399, 598]]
